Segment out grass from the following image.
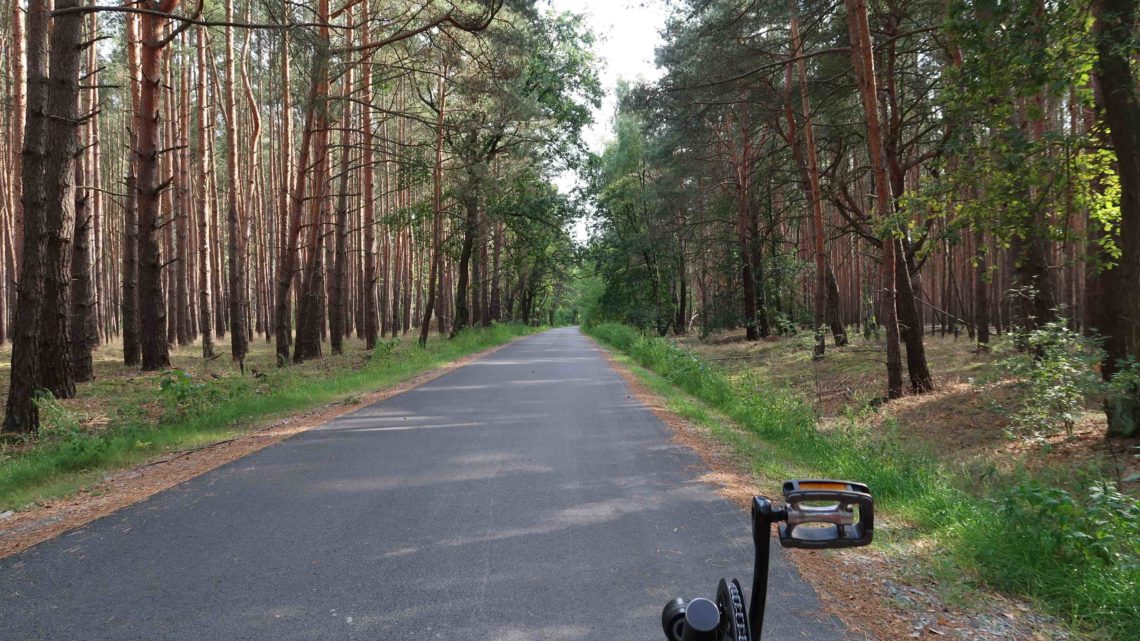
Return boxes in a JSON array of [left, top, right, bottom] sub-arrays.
[[0, 323, 539, 512], [586, 322, 1140, 641]]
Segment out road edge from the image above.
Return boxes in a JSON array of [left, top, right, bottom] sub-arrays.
[[582, 329, 881, 640], [0, 332, 538, 559]]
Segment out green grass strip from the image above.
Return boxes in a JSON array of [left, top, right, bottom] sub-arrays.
[[586, 322, 1139, 641], [0, 324, 538, 512]]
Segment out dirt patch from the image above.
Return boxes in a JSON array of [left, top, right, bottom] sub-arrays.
[[588, 336, 1078, 641], [0, 338, 519, 560]]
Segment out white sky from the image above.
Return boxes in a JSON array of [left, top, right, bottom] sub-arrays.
[[548, 0, 668, 154], [547, 0, 668, 218]]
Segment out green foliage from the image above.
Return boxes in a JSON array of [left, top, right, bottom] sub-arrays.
[[965, 480, 1139, 639], [33, 392, 85, 442], [158, 370, 246, 419], [589, 322, 1140, 640], [995, 321, 1106, 437]]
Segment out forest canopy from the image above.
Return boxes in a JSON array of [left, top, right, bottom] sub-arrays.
[[580, 0, 1140, 438]]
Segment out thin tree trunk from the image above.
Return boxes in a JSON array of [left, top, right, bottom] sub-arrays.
[[122, 12, 142, 366], [330, 55, 353, 354], [71, 155, 94, 382], [10, 0, 25, 271], [224, 0, 248, 369], [453, 187, 477, 334], [175, 41, 193, 346], [420, 59, 448, 347], [360, 2, 378, 349], [196, 28, 216, 358], [789, 8, 837, 355], [845, 0, 904, 399]]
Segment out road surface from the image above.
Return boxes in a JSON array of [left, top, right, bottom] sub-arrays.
[[0, 327, 852, 640]]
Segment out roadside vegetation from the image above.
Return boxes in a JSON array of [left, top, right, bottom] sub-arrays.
[[0, 324, 537, 512], [586, 322, 1139, 641]]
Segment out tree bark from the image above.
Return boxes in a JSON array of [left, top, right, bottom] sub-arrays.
[[825, 266, 847, 345], [330, 59, 353, 354], [196, 27, 216, 358], [453, 185, 478, 334], [135, 0, 176, 370], [71, 148, 95, 383], [224, 0, 249, 370], [974, 226, 991, 348], [420, 59, 448, 347], [274, 57, 321, 365], [175, 43, 193, 346], [360, 0, 378, 350], [789, 8, 834, 356], [10, 0, 25, 271], [36, 0, 85, 398], [1094, 0, 1140, 437], [121, 13, 143, 366], [845, 0, 904, 399], [4, 0, 50, 432]]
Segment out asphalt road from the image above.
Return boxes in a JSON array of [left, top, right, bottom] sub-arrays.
[[0, 327, 852, 641]]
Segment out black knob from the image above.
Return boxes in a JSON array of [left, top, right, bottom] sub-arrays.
[[661, 598, 688, 641], [681, 597, 720, 641]]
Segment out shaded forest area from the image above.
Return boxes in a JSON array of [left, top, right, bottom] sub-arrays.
[[0, 0, 598, 434], [583, 0, 1140, 440]]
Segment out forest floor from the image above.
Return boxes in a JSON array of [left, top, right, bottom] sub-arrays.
[[0, 325, 537, 557], [587, 324, 1140, 641], [678, 330, 1139, 495]]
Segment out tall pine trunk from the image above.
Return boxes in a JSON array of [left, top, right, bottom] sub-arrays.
[[330, 58, 353, 355], [420, 60, 448, 347], [71, 148, 95, 383], [135, 1, 175, 370], [121, 13, 142, 366], [360, 1, 378, 350], [196, 28, 216, 358], [846, 0, 904, 399], [36, 0, 85, 398], [224, 0, 249, 370], [4, 0, 50, 432]]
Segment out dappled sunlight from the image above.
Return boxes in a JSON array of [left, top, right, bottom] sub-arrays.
[[436, 484, 717, 547], [491, 624, 591, 641], [313, 455, 554, 493]]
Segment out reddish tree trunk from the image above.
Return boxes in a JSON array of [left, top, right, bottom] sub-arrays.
[[846, 0, 904, 399]]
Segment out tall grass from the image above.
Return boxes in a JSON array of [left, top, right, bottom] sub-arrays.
[[587, 322, 1139, 641], [0, 324, 537, 511]]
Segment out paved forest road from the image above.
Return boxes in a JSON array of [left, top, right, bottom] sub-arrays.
[[1, 328, 851, 641]]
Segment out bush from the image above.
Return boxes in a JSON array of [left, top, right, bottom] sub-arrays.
[[966, 480, 1139, 638], [995, 321, 1105, 438]]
